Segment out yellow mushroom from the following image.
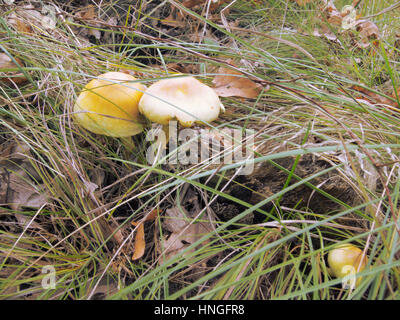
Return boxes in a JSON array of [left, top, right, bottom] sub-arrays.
[[138, 74, 224, 128], [73, 71, 146, 138], [328, 244, 367, 288]]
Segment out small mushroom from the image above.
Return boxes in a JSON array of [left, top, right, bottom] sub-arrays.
[[138, 74, 224, 128], [328, 244, 367, 287], [73, 71, 146, 139]]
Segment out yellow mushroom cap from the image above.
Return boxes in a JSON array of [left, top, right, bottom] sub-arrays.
[[74, 72, 146, 137], [138, 75, 224, 127], [328, 244, 367, 284]]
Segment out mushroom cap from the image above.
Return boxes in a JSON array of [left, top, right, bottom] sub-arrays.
[[74, 71, 146, 137], [138, 75, 224, 127], [328, 244, 367, 279]]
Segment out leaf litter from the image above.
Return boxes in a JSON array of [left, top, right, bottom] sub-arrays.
[[0, 141, 49, 232], [0, 53, 28, 85], [0, 141, 49, 212], [158, 205, 214, 263]]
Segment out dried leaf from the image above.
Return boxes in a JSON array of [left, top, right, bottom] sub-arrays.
[[7, 5, 57, 31], [314, 2, 380, 51], [159, 206, 213, 263], [213, 64, 263, 99], [163, 207, 190, 233], [324, 1, 342, 26], [0, 53, 28, 85], [355, 20, 380, 48], [14, 19, 33, 34], [181, 0, 228, 11], [294, 0, 313, 6], [181, 0, 207, 9], [131, 221, 145, 260], [0, 142, 48, 211], [6, 170, 48, 211], [74, 6, 96, 21], [131, 208, 160, 260], [348, 85, 398, 111]]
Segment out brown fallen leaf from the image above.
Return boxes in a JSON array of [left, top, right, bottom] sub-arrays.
[[181, 0, 210, 9], [131, 221, 145, 260], [161, 222, 210, 260], [13, 18, 33, 34], [180, 0, 229, 11], [0, 53, 28, 85], [294, 0, 313, 6], [7, 171, 48, 211], [355, 20, 380, 48], [7, 4, 57, 31], [74, 6, 96, 21], [212, 63, 263, 99], [132, 208, 160, 260], [0, 142, 49, 211], [159, 206, 213, 263], [347, 85, 398, 111], [74, 6, 102, 40], [323, 0, 343, 26]]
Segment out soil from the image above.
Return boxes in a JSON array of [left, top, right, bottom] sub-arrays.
[[206, 154, 360, 224]]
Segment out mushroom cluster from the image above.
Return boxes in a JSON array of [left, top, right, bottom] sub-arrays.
[[73, 73, 224, 147]]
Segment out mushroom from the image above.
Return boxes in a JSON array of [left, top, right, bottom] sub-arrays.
[[328, 244, 367, 288], [73, 71, 146, 147], [138, 74, 224, 128]]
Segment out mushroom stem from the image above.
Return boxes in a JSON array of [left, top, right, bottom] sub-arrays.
[[162, 124, 170, 148]]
